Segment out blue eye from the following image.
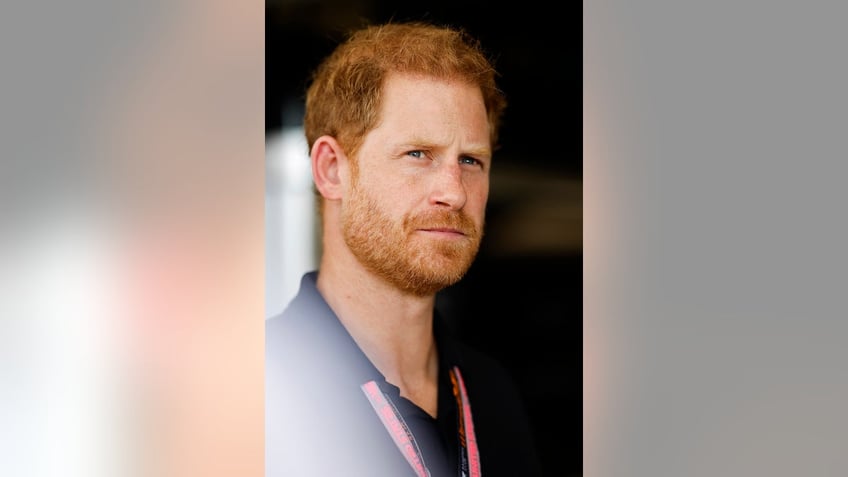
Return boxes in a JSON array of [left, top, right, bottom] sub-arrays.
[[460, 156, 482, 167], [407, 150, 423, 158]]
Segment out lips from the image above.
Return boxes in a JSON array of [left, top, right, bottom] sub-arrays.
[[413, 221, 474, 237], [405, 210, 478, 239], [420, 226, 466, 235]]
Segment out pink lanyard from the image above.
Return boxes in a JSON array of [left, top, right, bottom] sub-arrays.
[[361, 366, 482, 477]]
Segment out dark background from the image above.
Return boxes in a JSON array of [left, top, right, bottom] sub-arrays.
[[267, 2, 581, 475]]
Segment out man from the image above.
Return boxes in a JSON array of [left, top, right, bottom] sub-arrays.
[[266, 21, 543, 476]]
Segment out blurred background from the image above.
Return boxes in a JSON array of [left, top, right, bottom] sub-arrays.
[[7, 1, 848, 476], [265, 1, 582, 476]]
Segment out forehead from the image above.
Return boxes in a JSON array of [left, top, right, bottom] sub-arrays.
[[380, 73, 483, 111], [375, 73, 490, 142]]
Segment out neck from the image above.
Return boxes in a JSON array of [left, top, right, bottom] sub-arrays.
[[316, 241, 441, 416]]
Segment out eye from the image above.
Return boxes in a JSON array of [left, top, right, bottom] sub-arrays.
[[407, 150, 424, 159], [459, 156, 484, 168]]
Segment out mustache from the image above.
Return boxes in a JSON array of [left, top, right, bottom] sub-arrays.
[[404, 210, 480, 236]]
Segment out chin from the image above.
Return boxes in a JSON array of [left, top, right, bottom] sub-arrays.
[[401, 264, 471, 296]]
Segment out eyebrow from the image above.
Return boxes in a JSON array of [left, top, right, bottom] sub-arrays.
[[463, 146, 493, 158], [398, 138, 492, 158]]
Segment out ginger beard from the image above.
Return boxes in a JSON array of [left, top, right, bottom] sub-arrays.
[[342, 173, 483, 296]]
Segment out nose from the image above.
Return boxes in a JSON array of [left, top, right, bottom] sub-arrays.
[[429, 161, 467, 210]]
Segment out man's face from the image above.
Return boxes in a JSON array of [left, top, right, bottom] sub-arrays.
[[341, 73, 492, 296]]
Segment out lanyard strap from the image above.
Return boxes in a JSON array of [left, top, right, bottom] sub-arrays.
[[450, 366, 481, 477], [361, 366, 481, 477], [361, 380, 430, 477]]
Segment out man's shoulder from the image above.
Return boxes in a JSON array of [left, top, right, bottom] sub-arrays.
[[265, 299, 330, 355], [265, 271, 322, 333], [265, 299, 305, 343], [265, 303, 300, 335], [451, 342, 545, 476], [453, 342, 518, 390], [448, 340, 533, 423]]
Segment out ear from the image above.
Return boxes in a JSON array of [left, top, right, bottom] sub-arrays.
[[311, 135, 348, 200]]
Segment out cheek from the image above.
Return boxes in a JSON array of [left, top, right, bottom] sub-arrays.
[[465, 178, 489, 210], [355, 175, 411, 216]]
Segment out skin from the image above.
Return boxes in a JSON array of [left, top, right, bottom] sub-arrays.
[[311, 73, 492, 416]]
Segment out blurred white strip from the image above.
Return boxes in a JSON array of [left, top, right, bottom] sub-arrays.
[[265, 127, 316, 318], [0, 207, 128, 477]]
